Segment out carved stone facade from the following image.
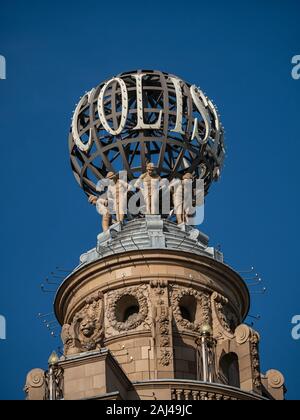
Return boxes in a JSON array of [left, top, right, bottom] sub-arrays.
[[25, 240, 286, 400]]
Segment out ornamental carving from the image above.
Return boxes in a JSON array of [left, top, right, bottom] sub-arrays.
[[150, 279, 168, 297], [211, 292, 238, 340], [61, 291, 104, 355], [160, 349, 172, 366], [235, 324, 250, 344], [159, 309, 170, 338], [157, 305, 172, 349], [266, 369, 285, 389], [150, 279, 173, 367], [250, 330, 262, 390], [235, 324, 262, 390], [171, 287, 211, 332], [24, 369, 46, 400], [106, 285, 149, 332]]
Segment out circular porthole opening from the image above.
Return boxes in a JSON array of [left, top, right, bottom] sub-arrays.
[[115, 295, 140, 323]]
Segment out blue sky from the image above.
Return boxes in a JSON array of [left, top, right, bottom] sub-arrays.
[[0, 0, 299, 400]]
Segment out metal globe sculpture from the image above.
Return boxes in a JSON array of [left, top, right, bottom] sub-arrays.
[[69, 70, 225, 197]]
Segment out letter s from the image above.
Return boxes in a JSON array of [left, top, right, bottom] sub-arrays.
[[291, 55, 300, 80], [291, 315, 300, 340]]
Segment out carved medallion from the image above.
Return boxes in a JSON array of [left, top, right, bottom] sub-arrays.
[[171, 287, 211, 332], [106, 285, 149, 332]]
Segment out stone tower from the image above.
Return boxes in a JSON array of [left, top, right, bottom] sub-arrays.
[[24, 71, 285, 400]]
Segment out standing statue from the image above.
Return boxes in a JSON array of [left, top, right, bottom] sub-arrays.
[[106, 171, 129, 224], [88, 194, 111, 232], [182, 172, 195, 224], [169, 173, 195, 224], [169, 176, 184, 224], [134, 163, 161, 215], [88, 171, 130, 231]]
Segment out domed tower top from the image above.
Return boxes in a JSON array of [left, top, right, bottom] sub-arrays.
[[24, 71, 285, 401]]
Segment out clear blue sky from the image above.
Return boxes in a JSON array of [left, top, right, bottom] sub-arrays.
[[0, 0, 299, 400]]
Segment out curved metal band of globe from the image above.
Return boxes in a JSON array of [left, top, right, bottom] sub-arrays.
[[69, 70, 225, 198]]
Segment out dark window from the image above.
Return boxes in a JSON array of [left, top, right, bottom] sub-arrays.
[[179, 295, 197, 322], [219, 353, 240, 388], [115, 295, 140, 323], [124, 305, 139, 322], [180, 305, 192, 322]]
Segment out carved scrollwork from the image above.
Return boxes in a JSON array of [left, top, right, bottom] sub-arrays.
[[160, 349, 172, 366], [25, 369, 45, 389], [266, 369, 285, 389], [157, 305, 172, 349], [61, 291, 104, 355], [106, 285, 149, 332], [24, 369, 46, 400], [235, 324, 262, 390], [171, 287, 211, 332], [150, 280, 173, 367], [211, 292, 238, 340], [235, 324, 250, 344], [250, 330, 261, 390]]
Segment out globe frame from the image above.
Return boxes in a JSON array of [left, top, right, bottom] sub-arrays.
[[69, 69, 225, 197]]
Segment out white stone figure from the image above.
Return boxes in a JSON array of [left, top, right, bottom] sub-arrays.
[[182, 172, 195, 224], [169, 173, 195, 224], [89, 171, 131, 231], [89, 194, 110, 232], [169, 177, 184, 224], [134, 163, 161, 215], [106, 171, 129, 224]]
